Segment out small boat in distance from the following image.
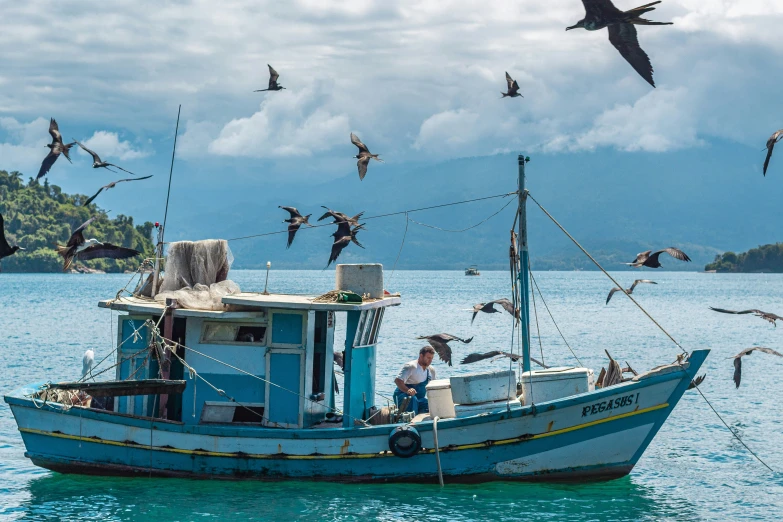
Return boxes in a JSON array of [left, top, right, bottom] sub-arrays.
[[465, 265, 480, 276]]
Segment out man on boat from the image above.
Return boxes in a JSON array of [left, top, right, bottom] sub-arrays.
[[393, 346, 437, 415]]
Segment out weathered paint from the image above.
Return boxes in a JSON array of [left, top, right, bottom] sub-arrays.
[[4, 350, 708, 482]]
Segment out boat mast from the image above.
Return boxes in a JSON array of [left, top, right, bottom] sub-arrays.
[[518, 155, 532, 373]]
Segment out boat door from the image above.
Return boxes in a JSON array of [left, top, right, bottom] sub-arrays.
[[264, 311, 306, 428]]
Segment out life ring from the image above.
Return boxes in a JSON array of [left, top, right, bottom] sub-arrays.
[[388, 426, 421, 458]]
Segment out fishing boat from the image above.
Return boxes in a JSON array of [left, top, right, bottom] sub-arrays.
[[464, 265, 480, 276], [4, 156, 708, 483]]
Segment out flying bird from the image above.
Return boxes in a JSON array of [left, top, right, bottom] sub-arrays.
[[566, 0, 673, 87], [687, 373, 706, 390], [327, 222, 365, 267], [763, 129, 783, 176], [74, 140, 137, 175], [709, 307, 783, 327], [416, 333, 474, 367], [56, 217, 141, 271], [0, 213, 25, 269], [731, 347, 783, 388], [279, 206, 313, 248], [83, 175, 153, 206], [626, 247, 690, 268], [318, 207, 364, 226], [254, 64, 285, 92], [471, 298, 520, 325], [501, 72, 523, 98], [606, 279, 657, 304], [350, 133, 383, 181], [37, 118, 76, 179], [460, 350, 548, 368]]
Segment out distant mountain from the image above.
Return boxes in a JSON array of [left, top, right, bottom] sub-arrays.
[[0, 170, 155, 273], [163, 139, 780, 271]]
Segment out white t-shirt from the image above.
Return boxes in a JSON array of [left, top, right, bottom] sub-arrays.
[[397, 359, 437, 385]]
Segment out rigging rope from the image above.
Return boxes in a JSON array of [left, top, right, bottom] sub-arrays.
[[387, 212, 408, 285], [407, 197, 516, 233], [224, 191, 517, 243], [526, 190, 776, 474], [528, 270, 583, 367]]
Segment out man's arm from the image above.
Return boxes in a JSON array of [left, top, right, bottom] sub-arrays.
[[395, 378, 417, 396]]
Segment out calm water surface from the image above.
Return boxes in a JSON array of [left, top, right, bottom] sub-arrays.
[[1, 270, 782, 521]]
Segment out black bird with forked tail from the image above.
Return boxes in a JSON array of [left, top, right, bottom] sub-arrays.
[[566, 0, 673, 87]]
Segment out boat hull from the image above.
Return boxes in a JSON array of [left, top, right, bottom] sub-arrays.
[[5, 350, 708, 483]]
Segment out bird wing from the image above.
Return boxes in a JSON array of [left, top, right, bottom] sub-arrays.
[[76, 243, 141, 261], [48, 118, 63, 144], [607, 23, 655, 88], [688, 373, 706, 390], [280, 206, 302, 219], [68, 217, 96, 248], [318, 208, 337, 222], [505, 72, 516, 91], [490, 298, 515, 316], [509, 80, 521, 96], [75, 140, 101, 163], [749, 346, 783, 358], [327, 236, 350, 267], [334, 351, 345, 370], [764, 140, 775, 176], [582, 0, 622, 16], [709, 307, 756, 315], [104, 163, 137, 176], [37, 150, 60, 180], [628, 250, 651, 265], [658, 247, 691, 262], [733, 356, 742, 388], [0, 213, 13, 256], [427, 339, 452, 366], [461, 351, 503, 364], [629, 279, 657, 291], [350, 224, 365, 248], [351, 133, 370, 154], [83, 187, 105, 207], [286, 222, 300, 249], [606, 287, 621, 304], [268, 64, 279, 83], [357, 155, 370, 180]]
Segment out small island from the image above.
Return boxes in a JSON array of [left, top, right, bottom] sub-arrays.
[[0, 170, 154, 273], [705, 243, 783, 273]]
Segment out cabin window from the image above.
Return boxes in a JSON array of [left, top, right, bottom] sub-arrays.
[[201, 322, 267, 345], [200, 402, 265, 424], [353, 308, 385, 347]]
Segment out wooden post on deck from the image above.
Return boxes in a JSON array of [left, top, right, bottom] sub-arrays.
[[158, 298, 178, 419]]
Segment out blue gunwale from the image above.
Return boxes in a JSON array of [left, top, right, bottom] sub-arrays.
[[3, 349, 708, 442]]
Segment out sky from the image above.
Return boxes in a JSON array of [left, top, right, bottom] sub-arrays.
[[1, 0, 782, 262]]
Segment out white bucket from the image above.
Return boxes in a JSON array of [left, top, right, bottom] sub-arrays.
[[426, 379, 456, 419]]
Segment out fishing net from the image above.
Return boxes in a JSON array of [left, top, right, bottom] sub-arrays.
[[154, 239, 240, 310]]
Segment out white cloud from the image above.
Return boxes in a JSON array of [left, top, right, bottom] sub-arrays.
[[80, 131, 149, 161], [0, 117, 51, 174]]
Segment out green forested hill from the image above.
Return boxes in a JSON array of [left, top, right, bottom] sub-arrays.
[[705, 244, 783, 273], [0, 170, 154, 273]]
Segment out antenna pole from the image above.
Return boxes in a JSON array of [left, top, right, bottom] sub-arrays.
[[518, 155, 531, 373], [152, 104, 181, 298]]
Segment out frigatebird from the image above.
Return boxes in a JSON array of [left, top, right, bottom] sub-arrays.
[[731, 347, 783, 388], [416, 333, 474, 367], [37, 118, 76, 179], [327, 222, 365, 267], [461, 350, 548, 369], [74, 140, 137, 175], [0, 213, 25, 270], [566, 0, 673, 87], [56, 217, 141, 271], [763, 130, 783, 176], [350, 133, 382, 181], [279, 206, 313, 248], [318, 207, 364, 226], [502, 72, 523, 98], [471, 298, 520, 324], [626, 247, 690, 268], [83, 175, 153, 206], [606, 279, 656, 304], [709, 307, 783, 327], [254, 64, 285, 92]]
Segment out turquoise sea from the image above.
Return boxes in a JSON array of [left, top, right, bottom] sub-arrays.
[[1, 270, 782, 521]]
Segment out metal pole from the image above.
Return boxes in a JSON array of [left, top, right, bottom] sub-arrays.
[[518, 155, 531, 373]]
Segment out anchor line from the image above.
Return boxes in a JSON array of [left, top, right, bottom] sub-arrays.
[[526, 190, 777, 475], [222, 191, 518, 243]]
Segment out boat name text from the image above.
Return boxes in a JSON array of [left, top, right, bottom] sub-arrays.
[[581, 393, 639, 417]]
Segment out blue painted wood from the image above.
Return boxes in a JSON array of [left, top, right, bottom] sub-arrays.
[[271, 313, 303, 345], [118, 318, 150, 415], [518, 155, 532, 373], [267, 352, 301, 426], [342, 311, 360, 428], [347, 345, 376, 421]]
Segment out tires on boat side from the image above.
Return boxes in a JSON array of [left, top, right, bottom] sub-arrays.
[[388, 426, 421, 458]]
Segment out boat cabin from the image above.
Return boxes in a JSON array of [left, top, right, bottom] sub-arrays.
[[98, 264, 400, 429]]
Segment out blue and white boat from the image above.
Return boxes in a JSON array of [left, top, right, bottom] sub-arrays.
[[4, 156, 708, 483]]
